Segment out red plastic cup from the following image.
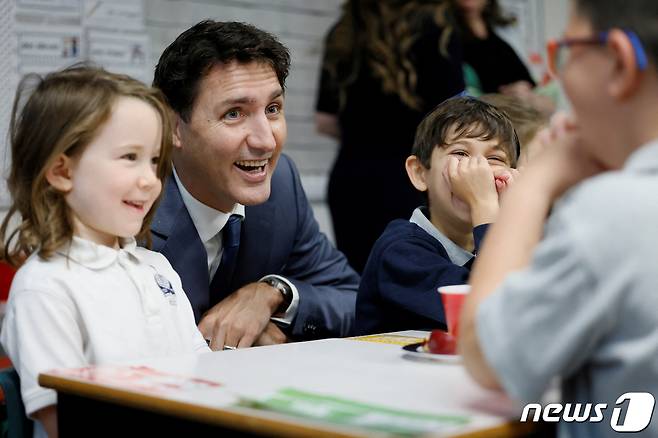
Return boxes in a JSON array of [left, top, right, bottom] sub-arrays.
[[439, 284, 471, 337]]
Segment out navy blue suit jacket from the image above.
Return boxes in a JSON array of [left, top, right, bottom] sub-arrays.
[[150, 154, 358, 339]]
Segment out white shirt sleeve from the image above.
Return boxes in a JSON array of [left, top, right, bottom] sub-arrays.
[[178, 291, 211, 353], [260, 274, 299, 327], [1, 288, 87, 416]]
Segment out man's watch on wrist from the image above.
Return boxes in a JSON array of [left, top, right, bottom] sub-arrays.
[[262, 276, 293, 315]]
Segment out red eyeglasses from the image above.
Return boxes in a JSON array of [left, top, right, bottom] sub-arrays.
[[546, 30, 648, 77]]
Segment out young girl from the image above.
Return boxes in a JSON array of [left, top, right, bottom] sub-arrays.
[[0, 66, 210, 438]]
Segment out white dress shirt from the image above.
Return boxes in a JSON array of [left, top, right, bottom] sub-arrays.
[[173, 169, 245, 279]]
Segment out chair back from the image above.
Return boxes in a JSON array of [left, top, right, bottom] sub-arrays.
[[0, 262, 16, 302], [0, 369, 33, 438]]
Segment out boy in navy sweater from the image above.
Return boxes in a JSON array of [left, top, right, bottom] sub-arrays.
[[355, 97, 518, 335]]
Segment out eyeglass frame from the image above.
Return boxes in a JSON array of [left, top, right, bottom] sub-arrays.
[[546, 30, 648, 77]]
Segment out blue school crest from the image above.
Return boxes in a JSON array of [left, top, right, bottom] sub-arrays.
[[153, 272, 176, 305]]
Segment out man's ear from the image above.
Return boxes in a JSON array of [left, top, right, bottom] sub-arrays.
[[607, 28, 643, 100], [45, 154, 74, 193], [405, 155, 428, 193], [173, 115, 185, 149]]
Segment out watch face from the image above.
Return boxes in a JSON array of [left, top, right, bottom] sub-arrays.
[[265, 278, 290, 297], [277, 281, 291, 297], [264, 278, 292, 316]]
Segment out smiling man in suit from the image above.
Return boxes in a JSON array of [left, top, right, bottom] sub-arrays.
[[150, 20, 359, 350]]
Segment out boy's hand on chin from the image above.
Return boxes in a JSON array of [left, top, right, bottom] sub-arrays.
[[447, 156, 499, 225], [447, 156, 497, 206]]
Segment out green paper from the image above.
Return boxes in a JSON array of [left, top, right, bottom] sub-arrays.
[[238, 387, 471, 437]]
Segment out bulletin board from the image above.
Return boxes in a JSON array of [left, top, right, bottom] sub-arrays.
[[0, 0, 151, 207]]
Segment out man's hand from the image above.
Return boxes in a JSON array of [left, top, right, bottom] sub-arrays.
[[446, 156, 499, 226], [254, 322, 289, 346], [198, 282, 284, 350]]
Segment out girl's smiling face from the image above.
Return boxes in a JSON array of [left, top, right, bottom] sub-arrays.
[[64, 96, 163, 248]]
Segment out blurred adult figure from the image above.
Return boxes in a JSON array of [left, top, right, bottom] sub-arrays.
[[315, 0, 465, 273], [451, 0, 556, 115], [451, 0, 534, 95]]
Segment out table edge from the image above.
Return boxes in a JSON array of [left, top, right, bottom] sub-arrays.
[[39, 372, 532, 438]]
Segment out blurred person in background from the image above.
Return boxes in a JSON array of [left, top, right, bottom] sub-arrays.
[[451, 0, 555, 115], [479, 93, 549, 166], [315, 0, 465, 273]]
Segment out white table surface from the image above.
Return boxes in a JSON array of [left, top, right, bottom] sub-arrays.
[[44, 331, 524, 437]]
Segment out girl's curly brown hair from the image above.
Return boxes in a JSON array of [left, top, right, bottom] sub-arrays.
[[0, 65, 173, 266]]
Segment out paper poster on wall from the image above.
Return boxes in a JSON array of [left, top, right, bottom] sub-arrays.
[[16, 25, 84, 74], [84, 0, 144, 31], [15, 0, 81, 23], [87, 30, 150, 84]]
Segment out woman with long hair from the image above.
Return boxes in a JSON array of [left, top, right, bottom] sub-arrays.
[[315, 0, 465, 273], [450, 0, 555, 114], [451, 0, 534, 94]]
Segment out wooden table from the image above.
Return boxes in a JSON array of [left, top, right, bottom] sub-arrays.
[[40, 331, 534, 437]]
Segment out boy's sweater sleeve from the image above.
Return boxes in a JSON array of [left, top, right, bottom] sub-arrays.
[[374, 234, 473, 326]]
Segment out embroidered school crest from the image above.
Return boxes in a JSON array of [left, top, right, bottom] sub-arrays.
[[153, 272, 176, 305]]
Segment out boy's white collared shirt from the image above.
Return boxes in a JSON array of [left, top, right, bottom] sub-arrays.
[[409, 207, 474, 266]]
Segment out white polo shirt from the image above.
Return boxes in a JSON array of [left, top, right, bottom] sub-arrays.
[[0, 236, 210, 420]]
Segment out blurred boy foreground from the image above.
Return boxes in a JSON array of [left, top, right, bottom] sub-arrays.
[[461, 1, 658, 437]]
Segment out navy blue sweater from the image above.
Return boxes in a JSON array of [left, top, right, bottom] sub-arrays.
[[354, 219, 489, 336]]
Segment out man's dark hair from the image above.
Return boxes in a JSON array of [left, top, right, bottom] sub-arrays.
[[575, 0, 658, 71], [153, 20, 291, 122], [412, 96, 519, 168]]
